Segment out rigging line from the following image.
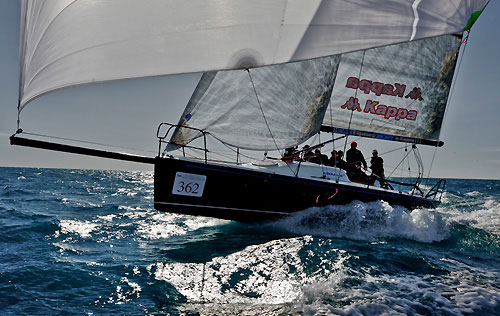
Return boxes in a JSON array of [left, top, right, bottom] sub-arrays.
[[384, 163, 421, 177], [246, 69, 296, 176], [387, 145, 414, 178], [379, 145, 411, 156], [342, 50, 366, 155], [246, 69, 281, 156], [407, 144, 412, 178], [318, 131, 327, 175], [424, 32, 470, 182], [16, 101, 21, 132], [20, 131, 157, 154], [426, 145, 439, 182], [441, 31, 469, 136], [338, 51, 366, 179], [329, 99, 334, 149]]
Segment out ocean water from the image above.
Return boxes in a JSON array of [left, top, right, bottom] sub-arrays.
[[1, 167, 499, 316]]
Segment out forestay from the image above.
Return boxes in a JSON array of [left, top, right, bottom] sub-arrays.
[[18, 0, 488, 110], [168, 56, 340, 151], [323, 34, 462, 143]]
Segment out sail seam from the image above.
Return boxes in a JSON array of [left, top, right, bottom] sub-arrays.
[[410, 0, 422, 41]]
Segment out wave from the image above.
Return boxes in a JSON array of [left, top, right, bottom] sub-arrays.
[[444, 199, 500, 236], [269, 200, 449, 243], [151, 236, 500, 316]]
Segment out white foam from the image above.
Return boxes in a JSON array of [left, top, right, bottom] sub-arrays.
[[134, 212, 228, 240], [58, 219, 100, 238], [443, 199, 500, 235], [465, 191, 482, 197], [271, 201, 448, 242]]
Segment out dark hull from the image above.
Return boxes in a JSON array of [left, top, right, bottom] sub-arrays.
[[154, 157, 439, 222]]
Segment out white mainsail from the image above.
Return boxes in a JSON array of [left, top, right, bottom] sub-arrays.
[[18, 0, 488, 110]]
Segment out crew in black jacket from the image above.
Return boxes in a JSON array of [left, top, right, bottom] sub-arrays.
[[346, 141, 369, 183], [370, 149, 387, 188]]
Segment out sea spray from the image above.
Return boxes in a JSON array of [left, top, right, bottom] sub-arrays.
[[271, 200, 449, 242]]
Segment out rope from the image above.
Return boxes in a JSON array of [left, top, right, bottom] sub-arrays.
[[329, 99, 334, 149], [335, 51, 366, 180], [426, 145, 438, 181], [388, 145, 414, 178], [441, 31, 470, 130], [16, 100, 21, 132], [342, 50, 366, 155], [246, 69, 298, 175], [246, 69, 282, 156]]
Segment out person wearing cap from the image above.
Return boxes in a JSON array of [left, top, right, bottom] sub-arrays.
[[346, 141, 368, 182], [370, 149, 387, 188]]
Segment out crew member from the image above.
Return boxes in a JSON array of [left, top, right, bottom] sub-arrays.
[[301, 145, 314, 162], [346, 141, 368, 182], [309, 149, 328, 165], [282, 146, 298, 162], [336, 150, 347, 170], [370, 149, 387, 188], [328, 150, 337, 167]]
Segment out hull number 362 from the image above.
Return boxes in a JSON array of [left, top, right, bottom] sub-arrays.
[[172, 172, 206, 197]]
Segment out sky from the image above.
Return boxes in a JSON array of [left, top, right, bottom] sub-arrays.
[[1, 1, 500, 179]]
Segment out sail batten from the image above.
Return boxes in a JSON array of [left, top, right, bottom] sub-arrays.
[[18, 0, 488, 110]]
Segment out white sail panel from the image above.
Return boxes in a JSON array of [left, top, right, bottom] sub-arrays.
[[168, 56, 340, 151], [323, 34, 462, 141], [19, 0, 488, 109]]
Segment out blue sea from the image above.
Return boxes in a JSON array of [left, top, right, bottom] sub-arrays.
[[1, 167, 499, 315]]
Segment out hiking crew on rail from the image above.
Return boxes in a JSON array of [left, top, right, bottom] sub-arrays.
[[282, 141, 386, 187]]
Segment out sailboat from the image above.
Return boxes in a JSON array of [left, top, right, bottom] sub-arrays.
[[11, 0, 489, 222]]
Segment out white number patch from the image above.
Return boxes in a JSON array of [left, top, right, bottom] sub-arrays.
[[172, 172, 206, 197]]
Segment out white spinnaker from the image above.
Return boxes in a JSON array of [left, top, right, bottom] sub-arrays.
[[18, 0, 488, 110]]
